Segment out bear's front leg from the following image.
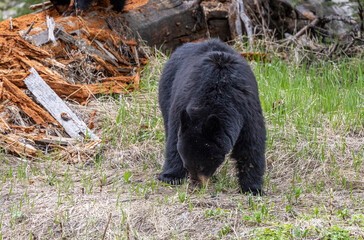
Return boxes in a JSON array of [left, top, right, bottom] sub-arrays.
[[234, 156, 265, 195], [231, 132, 266, 195], [158, 136, 187, 185]]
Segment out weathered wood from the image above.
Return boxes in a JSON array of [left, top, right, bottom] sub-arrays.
[[237, 0, 253, 46], [23, 21, 35, 37], [29, 1, 52, 10], [27, 29, 50, 46], [46, 16, 57, 46], [2, 78, 57, 127], [95, 40, 118, 62], [24, 68, 99, 140], [0, 82, 3, 100], [33, 135, 77, 146], [0, 133, 38, 157], [285, 18, 320, 44], [0, 116, 11, 133], [92, 54, 120, 75], [122, 0, 232, 51], [8, 125, 36, 133], [12, 48, 62, 79], [5, 74, 135, 104], [14, 38, 51, 57], [55, 28, 117, 65]]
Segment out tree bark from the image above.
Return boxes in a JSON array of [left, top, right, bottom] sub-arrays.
[[122, 0, 232, 51]]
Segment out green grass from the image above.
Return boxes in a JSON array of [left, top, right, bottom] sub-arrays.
[[0, 0, 43, 21], [258, 58, 363, 131], [0, 44, 363, 239]]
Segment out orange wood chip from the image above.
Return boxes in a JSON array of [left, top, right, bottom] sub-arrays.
[[2, 78, 58, 126]]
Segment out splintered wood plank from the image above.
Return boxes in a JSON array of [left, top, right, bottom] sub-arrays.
[[24, 68, 99, 140], [87, 80, 132, 94], [101, 76, 136, 83], [0, 82, 3, 100], [55, 29, 115, 63], [0, 133, 38, 157], [92, 54, 119, 75], [14, 38, 51, 58], [5, 74, 135, 104], [2, 78, 57, 127], [8, 125, 36, 133], [32, 135, 78, 146], [13, 49, 64, 79]]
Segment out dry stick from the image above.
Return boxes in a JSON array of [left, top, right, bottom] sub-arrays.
[[343, 38, 355, 53], [102, 213, 112, 240], [132, 46, 140, 68], [23, 21, 35, 37], [56, 28, 118, 67], [232, 0, 243, 37], [254, 0, 267, 37], [60, 222, 63, 237], [29, 1, 52, 10], [237, 0, 254, 48], [294, 18, 320, 39], [311, 25, 333, 38], [354, 37, 364, 42], [357, 0, 363, 37], [95, 40, 118, 62], [327, 42, 339, 58], [238, 0, 253, 48], [329, 188, 333, 226], [322, 15, 357, 25], [285, 18, 320, 45], [126, 223, 130, 240], [201, 5, 211, 39]]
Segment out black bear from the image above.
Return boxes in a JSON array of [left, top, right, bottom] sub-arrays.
[[50, 0, 126, 14], [158, 39, 266, 194]]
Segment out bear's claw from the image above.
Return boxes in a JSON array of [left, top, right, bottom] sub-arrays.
[[241, 188, 265, 196], [158, 173, 185, 185]]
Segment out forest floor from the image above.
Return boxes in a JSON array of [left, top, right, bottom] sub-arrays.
[[0, 40, 363, 239]]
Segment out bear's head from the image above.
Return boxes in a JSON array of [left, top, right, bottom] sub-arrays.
[[177, 109, 230, 186]]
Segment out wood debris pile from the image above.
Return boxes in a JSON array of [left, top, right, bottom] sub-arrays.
[[0, 5, 149, 162]]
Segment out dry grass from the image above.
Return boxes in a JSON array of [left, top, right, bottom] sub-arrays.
[[0, 45, 363, 239]]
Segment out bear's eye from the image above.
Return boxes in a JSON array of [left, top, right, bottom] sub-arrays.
[[210, 157, 220, 164]]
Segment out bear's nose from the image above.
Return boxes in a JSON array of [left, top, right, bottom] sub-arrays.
[[183, 163, 189, 171]]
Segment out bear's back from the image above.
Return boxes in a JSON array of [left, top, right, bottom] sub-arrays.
[[171, 40, 258, 107], [159, 39, 260, 127]]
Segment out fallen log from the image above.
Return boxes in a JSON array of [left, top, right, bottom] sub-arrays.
[[122, 0, 233, 51]]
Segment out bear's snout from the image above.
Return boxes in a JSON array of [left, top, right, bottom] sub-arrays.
[[189, 173, 210, 187]]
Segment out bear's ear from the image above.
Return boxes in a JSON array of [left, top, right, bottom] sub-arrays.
[[203, 114, 221, 134], [180, 109, 191, 133]]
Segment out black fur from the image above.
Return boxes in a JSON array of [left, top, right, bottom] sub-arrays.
[[158, 39, 266, 194], [50, 0, 126, 14]]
